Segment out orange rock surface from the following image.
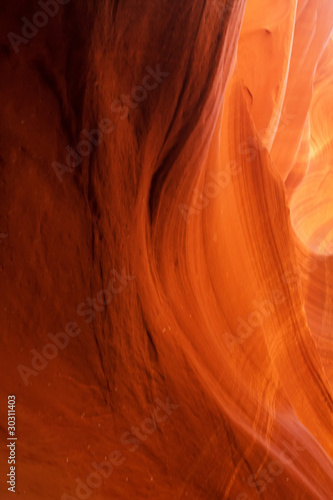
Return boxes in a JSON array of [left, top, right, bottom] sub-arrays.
[[1, 0, 333, 498]]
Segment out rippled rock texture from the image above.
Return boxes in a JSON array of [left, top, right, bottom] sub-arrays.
[[1, 0, 333, 498]]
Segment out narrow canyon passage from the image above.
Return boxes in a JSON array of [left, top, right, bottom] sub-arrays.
[[1, 0, 333, 499]]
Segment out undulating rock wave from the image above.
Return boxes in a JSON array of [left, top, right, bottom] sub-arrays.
[[1, 0, 332, 498]]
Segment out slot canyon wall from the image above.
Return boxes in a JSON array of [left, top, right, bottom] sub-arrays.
[[1, 0, 333, 498]]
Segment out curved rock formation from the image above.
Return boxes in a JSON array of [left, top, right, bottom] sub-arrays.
[[1, 0, 333, 498]]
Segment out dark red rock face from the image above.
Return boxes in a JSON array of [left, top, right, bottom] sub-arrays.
[[1, 0, 333, 499]]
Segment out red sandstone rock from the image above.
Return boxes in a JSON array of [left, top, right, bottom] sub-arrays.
[[1, 1, 333, 499]]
